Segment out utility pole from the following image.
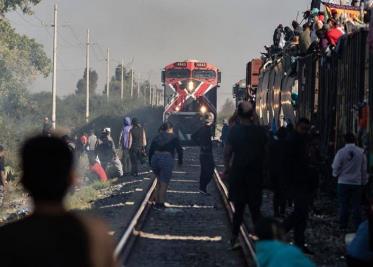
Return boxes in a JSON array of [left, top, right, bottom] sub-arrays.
[[149, 81, 152, 106], [85, 29, 90, 123], [137, 73, 140, 98], [120, 58, 124, 100], [106, 48, 110, 101], [51, 4, 58, 130], [130, 68, 134, 97], [155, 90, 160, 107]]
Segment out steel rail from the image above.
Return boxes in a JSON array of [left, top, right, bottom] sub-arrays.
[[213, 169, 259, 267], [114, 178, 157, 264]]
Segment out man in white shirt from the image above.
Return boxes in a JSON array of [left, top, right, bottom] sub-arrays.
[[332, 133, 368, 230]]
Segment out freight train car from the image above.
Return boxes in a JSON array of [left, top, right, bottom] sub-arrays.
[[255, 29, 370, 161]]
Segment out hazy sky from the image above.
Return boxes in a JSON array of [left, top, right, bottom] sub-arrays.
[[7, 0, 310, 108]]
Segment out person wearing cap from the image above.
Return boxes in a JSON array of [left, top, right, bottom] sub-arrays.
[[95, 129, 117, 173], [191, 112, 215, 195]]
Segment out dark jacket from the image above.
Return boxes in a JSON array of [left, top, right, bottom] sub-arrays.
[[96, 136, 116, 164], [149, 132, 183, 164], [221, 124, 229, 145], [286, 131, 318, 195], [227, 123, 268, 202], [191, 125, 213, 154], [130, 125, 146, 150]]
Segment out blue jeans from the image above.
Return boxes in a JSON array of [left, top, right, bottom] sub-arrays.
[[337, 184, 362, 229], [151, 152, 174, 183]]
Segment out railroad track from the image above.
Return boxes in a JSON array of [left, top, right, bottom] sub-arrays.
[[114, 147, 257, 267]]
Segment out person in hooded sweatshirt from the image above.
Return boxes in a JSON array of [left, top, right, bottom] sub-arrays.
[[255, 217, 316, 267], [119, 117, 132, 176], [149, 122, 183, 209]]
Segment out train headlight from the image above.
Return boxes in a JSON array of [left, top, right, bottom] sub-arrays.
[[175, 106, 180, 112], [200, 106, 207, 114], [187, 81, 194, 92]]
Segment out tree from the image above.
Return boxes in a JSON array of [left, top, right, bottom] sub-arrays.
[[75, 68, 98, 95], [103, 64, 134, 98], [0, 19, 51, 119], [218, 98, 235, 120], [0, 0, 41, 16]]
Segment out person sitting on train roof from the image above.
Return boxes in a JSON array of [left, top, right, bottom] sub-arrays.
[[0, 135, 117, 267], [326, 18, 345, 47], [255, 217, 316, 267]]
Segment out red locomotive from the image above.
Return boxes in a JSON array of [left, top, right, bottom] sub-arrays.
[[161, 60, 221, 144]]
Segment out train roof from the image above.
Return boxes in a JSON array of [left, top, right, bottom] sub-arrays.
[[164, 60, 219, 70]]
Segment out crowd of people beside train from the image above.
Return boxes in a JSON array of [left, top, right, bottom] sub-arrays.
[[266, 0, 371, 76], [224, 101, 373, 266], [41, 116, 148, 186]]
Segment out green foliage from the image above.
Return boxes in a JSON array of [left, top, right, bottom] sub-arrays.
[[218, 98, 235, 122], [75, 68, 98, 95], [0, 0, 41, 15], [0, 19, 51, 106]]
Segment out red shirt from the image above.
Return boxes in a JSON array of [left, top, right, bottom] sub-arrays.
[[89, 162, 108, 182], [327, 28, 343, 46]]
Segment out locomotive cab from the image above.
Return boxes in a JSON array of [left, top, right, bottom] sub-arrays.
[[162, 60, 220, 145]]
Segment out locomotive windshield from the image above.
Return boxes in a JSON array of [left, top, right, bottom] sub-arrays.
[[192, 70, 216, 79], [166, 69, 190, 78]]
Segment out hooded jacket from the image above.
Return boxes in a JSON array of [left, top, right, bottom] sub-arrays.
[[119, 117, 132, 150], [256, 240, 315, 267], [149, 132, 183, 164]]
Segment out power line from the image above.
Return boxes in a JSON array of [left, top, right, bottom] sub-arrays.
[[15, 10, 46, 28]]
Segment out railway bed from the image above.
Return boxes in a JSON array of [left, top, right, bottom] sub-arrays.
[[115, 147, 252, 267]]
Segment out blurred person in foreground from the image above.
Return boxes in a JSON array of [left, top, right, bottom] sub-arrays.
[[346, 182, 373, 266], [0, 136, 117, 267], [223, 101, 268, 249], [0, 145, 7, 207], [255, 217, 315, 267], [192, 112, 215, 195], [149, 122, 183, 209]]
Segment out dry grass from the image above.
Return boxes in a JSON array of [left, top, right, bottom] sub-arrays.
[[0, 181, 29, 223], [66, 181, 111, 210]]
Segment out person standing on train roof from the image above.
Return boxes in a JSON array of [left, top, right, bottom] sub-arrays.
[[223, 101, 268, 249], [192, 112, 215, 195], [0, 136, 117, 267], [149, 122, 183, 209]]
